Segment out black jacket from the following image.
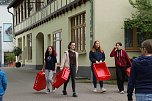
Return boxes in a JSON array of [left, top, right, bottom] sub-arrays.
[[89, 49, 105, 64]]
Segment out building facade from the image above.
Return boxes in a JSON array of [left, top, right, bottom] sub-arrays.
[[8, 0, 141, 79], [0, 0, 14, 67]]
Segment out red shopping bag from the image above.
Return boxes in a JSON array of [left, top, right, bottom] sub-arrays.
[[33, 71, 46, 91], [52, 67, 70, 88], [126, 67, 131, 77], [93, 62, 111, 80]]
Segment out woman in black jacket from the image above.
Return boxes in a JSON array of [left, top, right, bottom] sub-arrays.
[[89, 40, 106, 93], [42, 46, 57, 93]]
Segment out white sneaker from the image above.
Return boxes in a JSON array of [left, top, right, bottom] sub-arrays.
[[93, 88, 97, 92], [46, 89, 50, 94], [101, 88, 106, 92], [120, 91, 124, 94], [52, 88, 56, 92]]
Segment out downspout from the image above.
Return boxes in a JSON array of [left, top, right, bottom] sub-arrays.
[[89, 0, 94, 80], [7, 8, 15, 40], [90, 0, 94, 49], [7, 8, 17, 62]]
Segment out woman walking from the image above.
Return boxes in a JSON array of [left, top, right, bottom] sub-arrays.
[[60, 41, 78, 97], [42, 46, 57, 93], [89, 40, 106, 93]]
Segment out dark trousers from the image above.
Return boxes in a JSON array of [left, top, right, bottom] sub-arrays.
[[63, 65, 76, 92], [0, 95, 2, 101], [91, 67, 103, 88], [116, 66, 126, 91]]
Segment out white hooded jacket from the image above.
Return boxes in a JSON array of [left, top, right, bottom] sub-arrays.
[[60, 50, 78, 70]]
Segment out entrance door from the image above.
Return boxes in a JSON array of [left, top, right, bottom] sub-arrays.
[[36, 32, 44, 69]]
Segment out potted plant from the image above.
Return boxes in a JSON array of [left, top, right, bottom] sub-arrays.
[[13, 47, 22, 67], [5, 53, 16, 67]]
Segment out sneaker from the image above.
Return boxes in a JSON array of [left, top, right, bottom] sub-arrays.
[[52, 87, 56, 92], [93, 88, 97, 92], [46, 89, 50, 94], [72, 92, 78, 97], [120, 91, 124, 94], [101, 88, 106, 92], [62, 91, 67, 95]]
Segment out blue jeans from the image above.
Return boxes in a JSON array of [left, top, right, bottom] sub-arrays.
[[0, 95, 3, 101], [136, 94, 152, 101]]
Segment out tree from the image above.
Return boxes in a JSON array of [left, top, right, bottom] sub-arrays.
[[13, 47, 22, 67], [125, 0, 152, 39]]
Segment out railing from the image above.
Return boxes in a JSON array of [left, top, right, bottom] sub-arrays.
[[14, 0, 75, 33]]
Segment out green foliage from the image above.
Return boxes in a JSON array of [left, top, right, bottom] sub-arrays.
[[13, 47, 22, 57], [125, 0, 152, 37], [5, 53, 15, 63]]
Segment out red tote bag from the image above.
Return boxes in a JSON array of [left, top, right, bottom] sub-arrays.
[[126, 67, 131, 77], [52, 67, 70, 88], [93, 62, 111, 81], [33, 71, 46, 91]]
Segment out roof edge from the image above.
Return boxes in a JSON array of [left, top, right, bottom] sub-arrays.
[[7, 0, 20, 9]]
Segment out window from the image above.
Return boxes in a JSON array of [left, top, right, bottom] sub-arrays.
[[15, 10, 18, 25], [28, 0, 31, 17], [18, 38, 22, 60], [18, 7, 20, 23], [47, 0, 54, 4], [53, 32, 61, 63], [71, 13, 86, 52], [125, 28, 145, 51], [21, 5, 24, 21], [36, 0, 41, 11], [0, 0, 12, 5], [27, 34, 32, 60], [24, 1, 27, 19]]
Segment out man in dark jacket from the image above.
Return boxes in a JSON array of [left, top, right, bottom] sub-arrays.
[[110, 42, 131, 94], [127, 39, 152, 101]]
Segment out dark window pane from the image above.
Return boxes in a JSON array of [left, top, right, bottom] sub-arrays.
[[0, 0, 12, 5], [125, 28, 133, 47], [137, 32, 144, 47]]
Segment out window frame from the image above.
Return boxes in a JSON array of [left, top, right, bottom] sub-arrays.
[[71, 12, 86, 53], [27, 33, 32, 60], [35, 0, 41, 11], [53, 31, 61, 63], [125, 28, 142, 51]]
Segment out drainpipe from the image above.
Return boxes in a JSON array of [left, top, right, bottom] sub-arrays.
[[7, 8, 15, 40], [89, 0, 94, 80], [90, 0, 94, 49]]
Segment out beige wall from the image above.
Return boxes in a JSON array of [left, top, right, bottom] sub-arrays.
[[94, 0, 140, 67], [15, 0, 142, 69], [15, 1, 91, 67]]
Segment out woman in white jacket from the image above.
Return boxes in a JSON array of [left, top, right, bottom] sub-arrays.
[[60, 41, 78, 97]]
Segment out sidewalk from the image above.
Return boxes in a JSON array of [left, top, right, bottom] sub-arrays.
[[3, 67, 135, 101]]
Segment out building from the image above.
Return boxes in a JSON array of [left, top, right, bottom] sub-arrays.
[[8, 0, 141, 79], [0, 0, 14, 67]]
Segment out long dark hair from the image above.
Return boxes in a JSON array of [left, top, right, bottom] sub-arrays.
[[91, 40, 103, 53], [68, 41, 75, 50], [45, 46, 57, 62]]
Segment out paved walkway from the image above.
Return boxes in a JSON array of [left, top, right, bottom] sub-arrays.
[[2, 67, 135, 101]]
